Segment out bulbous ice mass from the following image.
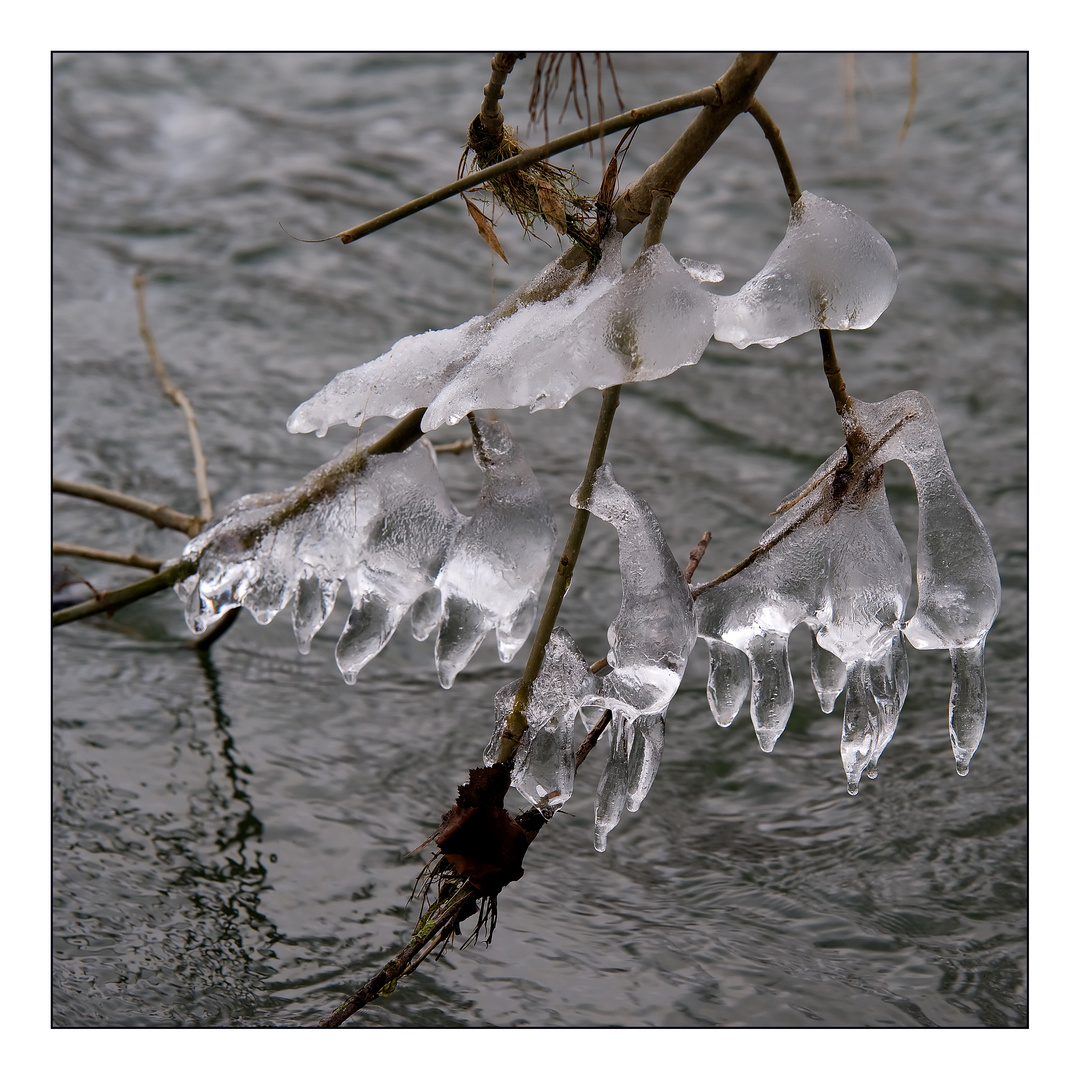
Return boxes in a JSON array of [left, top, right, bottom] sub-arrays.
[[713, 191, 898, 349], [484, 628, 599, 812], [569, 463, 694, 850], [432, 415, 557, 688], [571, 463, 697, 720], [286, 192, 899, 438], [174, 417, 556, 689], [694, 389, 999, 784]]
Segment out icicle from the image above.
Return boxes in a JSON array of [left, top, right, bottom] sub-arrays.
[[949, 637, 988, 776], [625, 713, 666, 813], [810, 633, 848, 714], [703, 636, 751, 726], [840, 658, 878, 794], [594, 716, 631, 853]]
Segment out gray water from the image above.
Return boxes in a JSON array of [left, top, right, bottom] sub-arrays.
[[52, 53, 1027, 1028]]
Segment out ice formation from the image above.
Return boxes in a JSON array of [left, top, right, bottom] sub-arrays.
[[286, 192, 897, 438], [425, 415, 558, 688], [484, 628, 599, 813], [571, 463, 697, 850], [694, 390, 1000, 787], [174, 419, 556, 687], [712, 191, 898, 349]]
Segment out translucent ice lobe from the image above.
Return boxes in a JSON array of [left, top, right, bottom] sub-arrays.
[[594, 717, 630, 853], [713, 191, 898, 349], [812, 467, 911, 665], [810, 634, 847, 713], [704, 637, 751, 726], [433, 416, 557, 688], [571, 463, 696, 720], [851, 392, 1000, 652], [501, 628, 599, 811]]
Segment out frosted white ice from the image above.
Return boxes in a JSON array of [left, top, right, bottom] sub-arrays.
[[713, 191, 898, 349]]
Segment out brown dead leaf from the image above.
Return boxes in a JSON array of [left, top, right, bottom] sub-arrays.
[[535, 180, 567, 234], [463, 195, 508, 263]]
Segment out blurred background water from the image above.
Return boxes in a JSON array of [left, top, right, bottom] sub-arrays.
[[51, 52, 1026, 1027]]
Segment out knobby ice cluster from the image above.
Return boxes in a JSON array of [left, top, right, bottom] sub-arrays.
[[175, 415, 556, 690], [171, 187, 999, 852]]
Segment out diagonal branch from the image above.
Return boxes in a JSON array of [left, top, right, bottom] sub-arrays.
[[334, 53, 773, 247], [134, 269, 213, 524]]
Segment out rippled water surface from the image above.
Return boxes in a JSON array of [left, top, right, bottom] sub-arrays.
[[52, 53, 1027, 1027]]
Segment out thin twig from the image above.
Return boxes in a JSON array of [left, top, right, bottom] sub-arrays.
[[52, 477, 202, 537], [332, 83, 728, 245], [478, 52, 524, 139], [899, 53, 918, 145], [748, 98, 801, 206], [51, 558, 199, 627], [52, 541, 163, 572], [684, 531, 712, 584], [133, 269, 212, 524]]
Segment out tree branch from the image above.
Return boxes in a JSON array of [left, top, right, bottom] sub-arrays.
[[52, 541, 163, 572], [334, 81, 738, 245], [133, 269, 213, 524], [51, 558, 199, 627], [52, 477, 203, 537]]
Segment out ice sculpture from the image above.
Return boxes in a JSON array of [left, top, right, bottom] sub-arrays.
[[430, 415, 558, 688], [694, 390, 999, 787], [174, 418, 557, 688], [570, 463, 697, 850], [287, 192, 898, 438], [484, 628, 599, 813], [713, 191, 898, 349], [847, 391, 1001, 775]]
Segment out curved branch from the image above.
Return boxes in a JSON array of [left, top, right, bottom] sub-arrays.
[[134, 269, 213, 523]]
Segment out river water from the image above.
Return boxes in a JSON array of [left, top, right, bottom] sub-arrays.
[[52, 53, 1027, 1027]]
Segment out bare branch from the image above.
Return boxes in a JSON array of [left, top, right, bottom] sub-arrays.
[[133, 269, 213, 523], [51, 558, 198, 627], [53, 477, 202, 537], [52, 541, 163, 572]]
